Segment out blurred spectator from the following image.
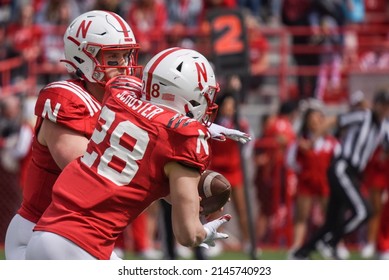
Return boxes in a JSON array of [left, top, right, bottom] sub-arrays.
[[0, 96, 23, 173], [281, 0, 320, 100], [92, 0, 126, 17], [245, 11, 270, 93], [35, 0, 79, 83], [0, 94, 34, 197], [0, 21, 16, 58], [253, 113, 276, 247], [313, 14, 343, 100], [126, 0, 168, 62], [208, 85, 253, 254], [349, 90, 369, 111], [254, 100, 299, 247], [282, 0, 347, 101], [286, 102, 339, 255], [200, 0, 237, 22], [358, 31, 389, 72], [6, 2, 42, 80], [0, 0, 13, 24], [73, 0, 95, 14], [165, 0, 203, 48], [0, 95, 32, 244], [237, 0, 261, 19], [0, 21, 20, 89], [266, 0, 283, 26], [203, 0, 237, 9], [376, 172, 389, 259], [35, 0, 80, 25], [342, 0, 365, 24], [18, 96, 36, 189], [166, 0, 203, 29], [360, 146, 389, 258]]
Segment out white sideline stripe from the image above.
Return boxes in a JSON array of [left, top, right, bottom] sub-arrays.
[[203, 172, 221, 198], [46, 82, 100, 116]]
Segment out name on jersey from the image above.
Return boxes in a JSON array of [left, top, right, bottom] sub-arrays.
[[116, 91, 164, 120]]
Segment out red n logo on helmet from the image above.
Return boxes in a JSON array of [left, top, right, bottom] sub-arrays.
[[76, 20, 92, 38], [195, 62, 207, 90]]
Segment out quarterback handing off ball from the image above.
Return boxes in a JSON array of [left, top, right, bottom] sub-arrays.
[[198, 170, 231, 215]]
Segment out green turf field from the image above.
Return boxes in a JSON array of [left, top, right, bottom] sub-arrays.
[[122, 249, 366, 260], [0, 248, 368, 260]]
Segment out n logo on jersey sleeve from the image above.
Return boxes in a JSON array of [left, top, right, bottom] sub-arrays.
[[196, 129, 210, 155], [42, 99, 61, 122]]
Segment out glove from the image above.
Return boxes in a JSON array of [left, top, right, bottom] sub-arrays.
[[208, 123, 252, 144], [106, 75, 143, 98], [199, 214, 231, 249]]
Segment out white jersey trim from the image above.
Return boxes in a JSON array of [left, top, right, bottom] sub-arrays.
[[45, 81, 101, 116]]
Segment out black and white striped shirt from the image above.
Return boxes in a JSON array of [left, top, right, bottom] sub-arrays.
[[334, 109, 389, 172]]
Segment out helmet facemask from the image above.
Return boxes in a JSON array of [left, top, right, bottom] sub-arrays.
[[185, 84, 219, 127], [91, 45, 142, 84], [62, 42, 142, 86]]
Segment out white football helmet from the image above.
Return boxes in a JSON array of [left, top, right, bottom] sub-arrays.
[[62, 10, 140, 84], [142, 48, 219, 126]]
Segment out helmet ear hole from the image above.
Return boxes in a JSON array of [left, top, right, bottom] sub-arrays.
[[74, 56, 85, 64], [189, 100, 200, 107]]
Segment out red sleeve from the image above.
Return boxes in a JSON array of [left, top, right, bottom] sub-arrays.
[[34, 81, 101, 137], [165, 120, 211, 173]]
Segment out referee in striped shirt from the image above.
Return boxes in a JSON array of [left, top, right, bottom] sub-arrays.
[[292, 89, 389, 259]]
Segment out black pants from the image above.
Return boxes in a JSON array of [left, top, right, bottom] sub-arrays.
[[295, 159, 371, 257]]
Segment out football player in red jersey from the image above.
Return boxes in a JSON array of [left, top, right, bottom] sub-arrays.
[[5, 10, 248, 260], [4, 10, 142, 260], [25, 48, 232, 260]]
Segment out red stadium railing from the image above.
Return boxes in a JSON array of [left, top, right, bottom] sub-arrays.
[[1, 22, 389, 100]]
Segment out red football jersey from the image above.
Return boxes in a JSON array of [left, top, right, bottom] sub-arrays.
[[34, 86, 211, 259], [18, 79, 102, 223]]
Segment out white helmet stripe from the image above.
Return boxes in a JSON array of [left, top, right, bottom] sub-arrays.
[[107, 11, 133, 43]]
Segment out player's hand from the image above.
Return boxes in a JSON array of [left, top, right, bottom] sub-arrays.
[[199, 214, 231, 249], [208, 123, 252, 144], [107, 75, 143, 98]]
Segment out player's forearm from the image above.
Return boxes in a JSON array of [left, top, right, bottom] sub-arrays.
[[172, 216, 206, 247]]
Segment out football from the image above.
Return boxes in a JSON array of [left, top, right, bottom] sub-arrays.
[[198, 170, 231, 215]]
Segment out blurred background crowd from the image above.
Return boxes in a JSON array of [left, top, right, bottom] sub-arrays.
[[1, 0, 389, 260]]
